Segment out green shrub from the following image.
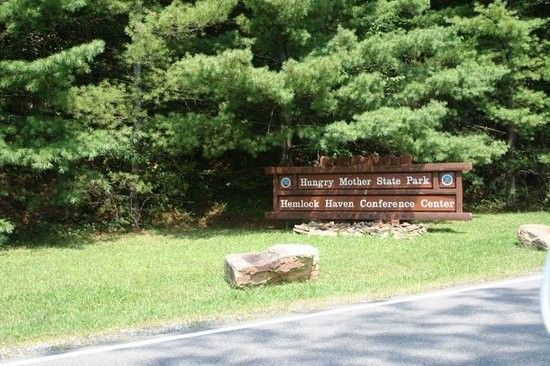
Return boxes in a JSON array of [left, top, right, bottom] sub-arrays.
[[0, 219, 14, 246]]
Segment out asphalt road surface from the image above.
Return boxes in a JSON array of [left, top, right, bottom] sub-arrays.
[[4, 275, 550, 366]]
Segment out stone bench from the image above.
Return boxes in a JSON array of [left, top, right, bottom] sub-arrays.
[[224, 244, 319, 288]]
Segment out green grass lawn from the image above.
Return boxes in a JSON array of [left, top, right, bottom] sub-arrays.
[[1, 212, 548, 348]]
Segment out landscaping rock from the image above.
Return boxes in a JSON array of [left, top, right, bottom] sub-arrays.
[[293, 221, 427, 239], [517, 224, 550, 250], [224, 244, 319, 288]]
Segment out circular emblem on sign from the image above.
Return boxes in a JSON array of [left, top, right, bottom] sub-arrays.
[[441, 173, 454, 186], [280, 176, 292, 189]]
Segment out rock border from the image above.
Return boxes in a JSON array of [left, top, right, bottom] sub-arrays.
[[293, 221, 427, 239]]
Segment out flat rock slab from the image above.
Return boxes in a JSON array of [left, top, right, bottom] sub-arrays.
[[224, 244, 319, 288], [518, 224, 550, 250]]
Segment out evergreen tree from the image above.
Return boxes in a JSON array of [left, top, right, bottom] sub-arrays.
[[453, 0, 549, 207], [0, 0, 128, 228], [1, 0, 548, 237]]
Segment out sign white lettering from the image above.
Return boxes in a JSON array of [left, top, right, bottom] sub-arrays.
[[406, 175, 430, 185], [359, 199, 415, 209], [299, 178, 334, 188], [377, 177, 401, 185], [280, 199, 320, 208], [339, 177, 372, 186], [420, 199, 455, 208], [325, 199, 355, 208]]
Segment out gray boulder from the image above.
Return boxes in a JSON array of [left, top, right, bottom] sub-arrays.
[[224, 244, 319, 288], [517, 224, 550, 250]]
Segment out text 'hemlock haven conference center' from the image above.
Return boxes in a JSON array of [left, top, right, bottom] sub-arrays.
[[265, 155, 472, 221]]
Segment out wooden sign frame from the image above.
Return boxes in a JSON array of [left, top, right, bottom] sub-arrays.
[[265, 162, 472, 221]]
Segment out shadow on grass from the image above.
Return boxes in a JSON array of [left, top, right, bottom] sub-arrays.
[[3, 225, 100, 250], [1, 221, 294, 251], [427, 227, 465, 234], [2, 216, 475, 250], [149, 211, 299, 240], [157, 225, 292, 241]]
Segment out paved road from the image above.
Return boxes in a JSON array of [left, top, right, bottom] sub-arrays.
[[4, 275, 550, 366]]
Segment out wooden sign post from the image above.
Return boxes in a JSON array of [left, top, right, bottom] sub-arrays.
[[265, 156, 472, 221]]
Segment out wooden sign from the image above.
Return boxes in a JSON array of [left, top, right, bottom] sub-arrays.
[[265, 155, 472, 221]]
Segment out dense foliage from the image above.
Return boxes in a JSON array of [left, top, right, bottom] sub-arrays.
[[0, 0, 548, 238]]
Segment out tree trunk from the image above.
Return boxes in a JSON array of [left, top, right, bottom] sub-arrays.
[[280, 132, 293, 166], [130, 61, 142, 229], [506, 122, 518, 206]]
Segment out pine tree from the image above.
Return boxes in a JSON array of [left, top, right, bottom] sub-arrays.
[[452, 0, 549, 207], [0, 0, 128, 227], [1, 0, 548, 235]]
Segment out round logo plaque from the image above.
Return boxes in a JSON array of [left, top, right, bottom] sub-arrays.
[[280, 176, 292, 189], [441, 173, 454, 186]]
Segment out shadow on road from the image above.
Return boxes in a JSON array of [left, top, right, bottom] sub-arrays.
[[106, 281, 550, 366]]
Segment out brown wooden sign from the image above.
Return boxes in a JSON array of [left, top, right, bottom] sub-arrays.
[[295, 172, 433, 190], [278, 195, 456, 212], [266, 156, 472, 221]]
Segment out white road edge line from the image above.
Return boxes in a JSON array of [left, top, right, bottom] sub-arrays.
[[3, 274, 543, 366]]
